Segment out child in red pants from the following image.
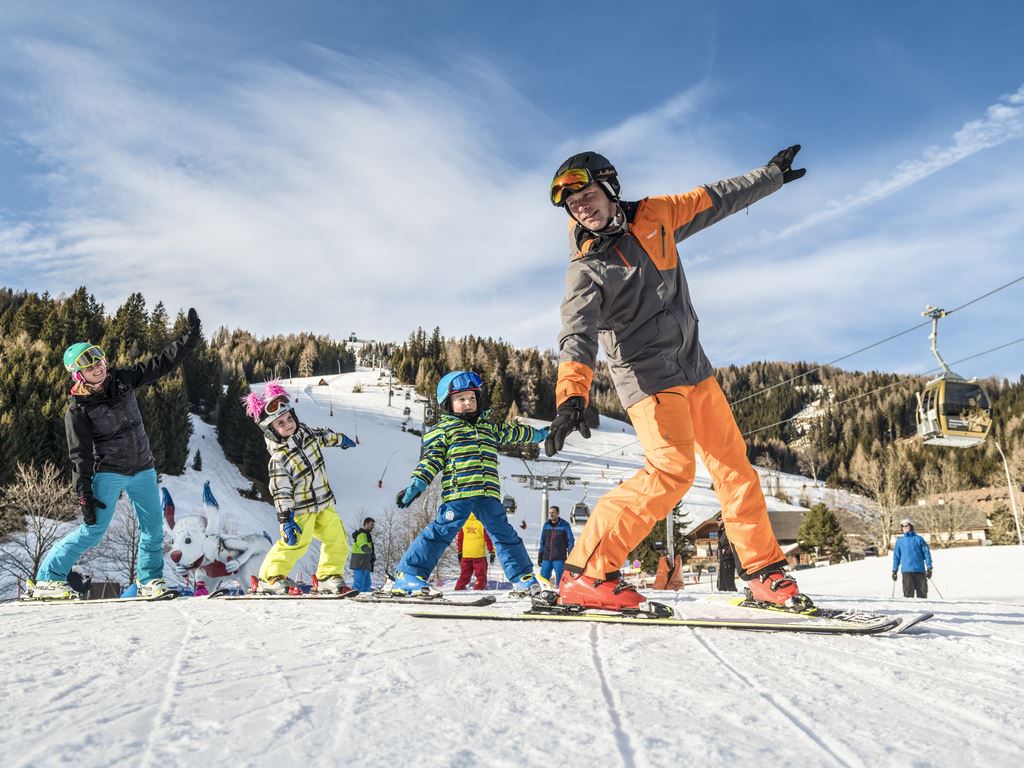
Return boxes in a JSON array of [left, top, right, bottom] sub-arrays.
[[454, 513, 494, 590]]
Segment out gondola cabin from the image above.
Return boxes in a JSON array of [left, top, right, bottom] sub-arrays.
[[916, 377, 991, 448], [570, 502, 591, 526]]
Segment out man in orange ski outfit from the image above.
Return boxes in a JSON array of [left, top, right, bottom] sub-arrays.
[[543, 146, 808, 612]]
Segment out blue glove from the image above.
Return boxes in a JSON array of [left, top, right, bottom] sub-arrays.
[[531, 427, 549, 444], [396, 478, 427, 509], [340, 434, 357, 449], [279, 511, 302, 546]]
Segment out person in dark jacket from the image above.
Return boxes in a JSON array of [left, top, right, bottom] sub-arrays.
[[28, 309, 202, 600], [716, 515, 737, 592], [538, 506, 575, 587], [351, 517, 376, 593], [892, 518, 933, 598]]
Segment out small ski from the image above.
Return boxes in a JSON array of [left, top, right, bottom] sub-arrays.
[[355, 593, 496, 608], [18, 591, 179, 606], [409, 606, 902, 634], [892, 612, 935, 634], [207, 589, 361, 600]]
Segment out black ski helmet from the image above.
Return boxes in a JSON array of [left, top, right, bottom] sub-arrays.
[[551, 151, 620, 206]]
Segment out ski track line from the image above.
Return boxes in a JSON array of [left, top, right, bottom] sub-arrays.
[[138, 604, 194, 768], [929, 627, 1024, 649], [688, 630, 855, 768], [589, 624, 638, 768], [780, 633, 1024, 749], [783, 630, 1023, 701], [327, 613, 402, 764]]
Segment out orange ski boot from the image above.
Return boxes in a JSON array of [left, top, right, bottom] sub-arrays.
[[744, 569, 813, 611], [557, 573, 647, 611]]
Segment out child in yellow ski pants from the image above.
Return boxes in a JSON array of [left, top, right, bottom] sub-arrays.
[[259, 506, 350, 581]]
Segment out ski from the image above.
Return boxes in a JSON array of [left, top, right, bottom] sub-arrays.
[[207, 589, 361, 600], [892, 611, 935, 634], [355, 592, 497, 608], [714, 595, 933, 633], [18, 590, 179, 606], [409, 605, 903, 634]]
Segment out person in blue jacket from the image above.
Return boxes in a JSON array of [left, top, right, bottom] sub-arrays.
[[892, 517, 933, 598], [538, 506, 575, 587]]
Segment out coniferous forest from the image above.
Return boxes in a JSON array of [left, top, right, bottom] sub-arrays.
[[2, 286, 1022, 508]]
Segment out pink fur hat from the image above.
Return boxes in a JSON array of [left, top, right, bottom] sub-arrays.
[[242, 380, 291, 423]]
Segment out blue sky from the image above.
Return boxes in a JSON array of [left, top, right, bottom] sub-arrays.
[[1, 1, 1022, 380]]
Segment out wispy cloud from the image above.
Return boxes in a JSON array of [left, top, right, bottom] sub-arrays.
[[756, 84, 1024, 245], [0, 33, 566, 342]]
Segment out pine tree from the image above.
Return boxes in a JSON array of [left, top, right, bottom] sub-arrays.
[[192, 450, 203, 471], [173, 309, 221, 421], [797, 503, 849, 561], [106, 293, 149, 363]]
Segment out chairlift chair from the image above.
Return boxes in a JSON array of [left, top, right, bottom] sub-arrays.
[[502, 495, 517, 516], [914, 306, 992, 448]]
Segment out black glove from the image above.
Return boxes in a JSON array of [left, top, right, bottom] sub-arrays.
[[489, 552, 496, 565], [79, 495, 107, 526], [891, 571, 898, 581], [457, 552, 463, 563], [767, 144, 806, 184], [183, 307, 202, 349], [926, 568, 933, 579], [537, 554, 543, 567], [544, 396, 592, 457]]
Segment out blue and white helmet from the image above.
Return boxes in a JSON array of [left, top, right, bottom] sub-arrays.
[[436, 370, 486, 413]]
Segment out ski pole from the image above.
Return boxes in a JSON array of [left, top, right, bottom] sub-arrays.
[[928, 576, 944, 600], [891, 575, 897, 599]]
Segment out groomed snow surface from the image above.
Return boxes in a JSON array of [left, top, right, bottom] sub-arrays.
[[3, 370, 1023, 767]]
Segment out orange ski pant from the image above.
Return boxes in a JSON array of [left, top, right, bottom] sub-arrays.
[[565, 376, 785, 580]]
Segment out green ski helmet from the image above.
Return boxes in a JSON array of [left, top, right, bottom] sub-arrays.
[[63, 342, 106, 377]]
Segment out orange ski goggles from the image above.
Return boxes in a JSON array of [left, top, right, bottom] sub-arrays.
[[550, 168, 595, 206]]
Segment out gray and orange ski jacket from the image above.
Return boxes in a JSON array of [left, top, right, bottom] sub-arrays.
[[556, 164, 784, 409]]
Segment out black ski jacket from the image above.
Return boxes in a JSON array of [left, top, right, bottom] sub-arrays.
[[65, 332, 197, 496]]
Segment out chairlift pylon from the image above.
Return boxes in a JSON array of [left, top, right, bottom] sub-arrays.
[[914, 305, 992, 448]]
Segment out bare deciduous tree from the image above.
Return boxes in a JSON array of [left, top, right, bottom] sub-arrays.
[[0, 463, 79, 595], [849, 443, 911, 553], [796, 443, 828, 484], [371, 477, 459, 585]]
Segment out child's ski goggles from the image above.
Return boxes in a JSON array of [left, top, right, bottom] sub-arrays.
[[550, 168, 594, 206], [67, 345, 106, 372], [263, 395, 292, 416], [447, 371, 483, 393]]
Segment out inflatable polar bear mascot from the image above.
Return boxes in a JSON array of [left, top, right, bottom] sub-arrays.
[[163, 481, 272, 595]]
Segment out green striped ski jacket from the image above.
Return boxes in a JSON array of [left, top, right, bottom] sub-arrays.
[[411, 413, 534, 502]]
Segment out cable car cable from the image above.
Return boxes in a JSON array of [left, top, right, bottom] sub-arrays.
[[729, 274, 1024, 409], [740, 335, 1024, 438], [552, 277, 1024, 470]]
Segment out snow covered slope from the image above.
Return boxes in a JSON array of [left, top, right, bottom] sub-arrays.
[[4, 368, 1023, 767], [2, 546, 1022, 767]]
